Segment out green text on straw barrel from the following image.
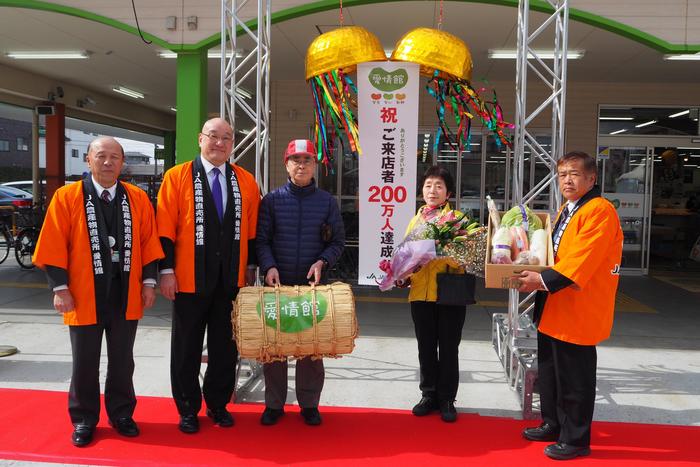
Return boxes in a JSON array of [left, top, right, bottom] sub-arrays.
[[256, 292, 328, 333]]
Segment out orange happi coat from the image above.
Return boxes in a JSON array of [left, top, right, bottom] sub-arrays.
[[156, 160, 260, 292], [33, 181, 164, 325], [538, 197, 623, 345]]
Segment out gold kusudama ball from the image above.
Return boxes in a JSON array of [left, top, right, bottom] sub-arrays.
[[305, 26, 387, 80], [390, 27, 472, 80]]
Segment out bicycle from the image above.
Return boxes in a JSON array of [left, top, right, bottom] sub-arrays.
[[0, 211, 12, 264], [12, 205, 42, 269], [14, 225, 38, 269]]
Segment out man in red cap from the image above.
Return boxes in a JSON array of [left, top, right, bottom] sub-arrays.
[[255, 139, 345, 426]]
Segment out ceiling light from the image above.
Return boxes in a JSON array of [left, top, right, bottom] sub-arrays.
[[668, 109, 690, 118], [664, 53, 700, 61], [635, 120, 657, 128], [488, 49, 585, 60], [235, 87, 252, 99], [112, 86, 144, 99], [599, 117, 633, 121], [610, 129, 627, 135], [158, 49, 244, 59], [6, 51, 89, 59]]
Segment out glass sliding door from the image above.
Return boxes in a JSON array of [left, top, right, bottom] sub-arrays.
[[649, 146, 700, 271], [457, 135, 482, 219], [597, 146, 652, 273], [483, 135, 509, 222]]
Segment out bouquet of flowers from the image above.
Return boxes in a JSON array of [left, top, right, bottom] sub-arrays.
[[377, 210, 488, 291]]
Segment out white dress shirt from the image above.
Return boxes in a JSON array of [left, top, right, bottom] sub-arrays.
[[92, 176, 117, 202]]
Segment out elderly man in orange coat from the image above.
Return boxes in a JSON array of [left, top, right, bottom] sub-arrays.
[[34, 136, 164, 447], [517, 150, 623, 461]]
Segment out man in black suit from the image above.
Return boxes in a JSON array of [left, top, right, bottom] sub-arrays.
[[157, 118, 260, 433]]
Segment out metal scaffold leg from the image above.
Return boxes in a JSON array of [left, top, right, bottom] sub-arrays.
[[492, 0, 570, 418], [220, 0, 271, 398]]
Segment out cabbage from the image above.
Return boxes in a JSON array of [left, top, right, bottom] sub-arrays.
[[500, 205, 542, 233]]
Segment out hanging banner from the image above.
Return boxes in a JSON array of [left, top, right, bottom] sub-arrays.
[[357, 62, 419, 285]]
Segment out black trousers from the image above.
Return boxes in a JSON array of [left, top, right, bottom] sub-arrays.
[[537, 331, 597, 447], [68, 277, 138, 427], [170, 276, 238, 415], [410, 301, 467, 402]]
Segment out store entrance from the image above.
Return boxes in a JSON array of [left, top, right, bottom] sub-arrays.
[[649, 146, 700, 272], [597, 146, 653, 273], [597, 138, 700, 274]]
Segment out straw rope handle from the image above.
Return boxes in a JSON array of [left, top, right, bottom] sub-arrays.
[[311, 284, 319, 357], [294, 285, 302, 352], [259, 286, 269, 361], [274, 284, 282, 358], [328, 284, 337, 355]]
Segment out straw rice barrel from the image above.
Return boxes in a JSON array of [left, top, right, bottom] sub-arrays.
[[232, 282, 358, 363]]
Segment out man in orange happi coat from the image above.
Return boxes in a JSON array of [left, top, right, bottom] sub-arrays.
[[517, 150, 623, 461], [157, 118, 260, 433], [34, 137, 164, 447]]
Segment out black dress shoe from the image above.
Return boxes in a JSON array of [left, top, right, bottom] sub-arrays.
[[412, 396, 438, 416], [522, 422, 560, 442], [439, 400, 458, 423], [178, 414, 200, 434], [544, 442, 591, 460], [109, 417, 140, 437], [206, 407, 234, 427], [300, 407, 322, 426], [71, 424, 94, 447], [260, 407, 285, 426]]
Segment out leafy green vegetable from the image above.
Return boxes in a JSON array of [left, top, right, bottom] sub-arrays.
[[501, 205, 543, 232]]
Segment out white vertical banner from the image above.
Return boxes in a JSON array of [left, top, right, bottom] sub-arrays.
[[357, 62, 419, 286]]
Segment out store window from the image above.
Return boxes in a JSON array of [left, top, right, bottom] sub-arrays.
[[16, 137, 28, 151], [598, 106, 700, 136]]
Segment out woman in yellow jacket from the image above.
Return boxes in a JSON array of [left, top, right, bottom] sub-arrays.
[[399, 165, 466, 423]]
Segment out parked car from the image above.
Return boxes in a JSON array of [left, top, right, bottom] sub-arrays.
[[2, 180, 74, 205], [0, 185, 33, 211], [1, 180, 38, 195]]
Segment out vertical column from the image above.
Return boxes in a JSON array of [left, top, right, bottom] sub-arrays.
[[45, 102, 65, 204], [31, 110, 40, 210], [176, 49, 207, 163], [163, 130, 176, 170]]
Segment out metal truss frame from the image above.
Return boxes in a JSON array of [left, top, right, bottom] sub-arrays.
[[492, 0, 570, 418], [221, 0, 271, 398], [221, 0, 272, 194]]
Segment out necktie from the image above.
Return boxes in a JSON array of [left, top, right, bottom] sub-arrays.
[[553, 206, 569, 238], [211, 167, 224, 221], [552, 205, 571, 255], [101, 189, 111, 203]]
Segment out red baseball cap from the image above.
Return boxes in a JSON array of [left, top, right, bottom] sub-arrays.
[[284, 139, 317, 163]]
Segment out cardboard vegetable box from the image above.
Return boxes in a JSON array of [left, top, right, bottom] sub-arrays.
[[485, 211, 554, 289]]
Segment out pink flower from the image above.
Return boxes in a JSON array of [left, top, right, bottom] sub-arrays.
[[378, 259, 392, 273]]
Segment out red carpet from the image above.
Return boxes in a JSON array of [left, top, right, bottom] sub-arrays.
[[0, 388, 698, 466]]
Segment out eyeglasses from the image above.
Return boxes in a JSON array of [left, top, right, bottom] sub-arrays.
[[287, 157, 315, 167], [201, 132, 233, 144]]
